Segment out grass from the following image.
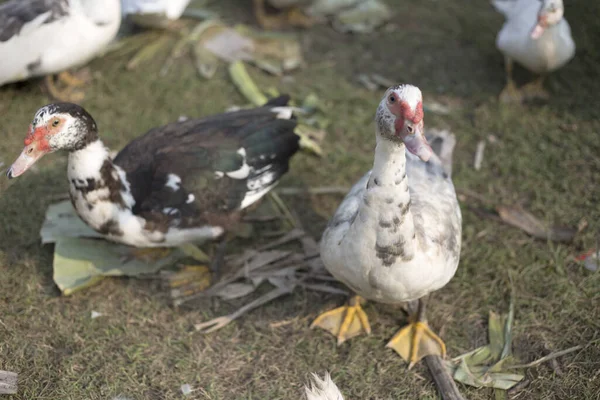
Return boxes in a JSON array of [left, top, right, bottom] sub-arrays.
[[1, 0, 599, 398]]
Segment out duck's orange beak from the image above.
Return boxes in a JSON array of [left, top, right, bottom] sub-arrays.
[[6, 126, 51, 179], [6, 144, 49, 179]]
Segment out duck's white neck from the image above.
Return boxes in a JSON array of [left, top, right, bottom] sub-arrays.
[[361, 136, 417, 264], [67, 139, 111, 181], [67, 139, 135, 209], [369, 136, 408, 187]]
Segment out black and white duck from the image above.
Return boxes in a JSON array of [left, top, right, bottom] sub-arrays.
[[312, 84, 462, 368], [0, 0, 122, 101], [6, 97, 300, 260]]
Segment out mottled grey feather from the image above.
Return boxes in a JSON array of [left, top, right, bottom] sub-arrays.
[[0, 0, 69, 42]]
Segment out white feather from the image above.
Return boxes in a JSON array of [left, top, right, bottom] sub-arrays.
[[162, 226, 225, 245], [121, 0, 190, 20], [240, 182, 277, 209], [394, 85, 422, 111], [305, 373, 344, 400], [270, 106, 300, 120], [225, 148, 251, 179], [165, 173, 182, 191]]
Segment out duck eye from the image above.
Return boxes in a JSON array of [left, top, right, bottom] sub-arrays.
[[406, 125, 413, 133], [52, 119, 60, 127], [388, 95, 396, 103], [27, 148, 33, 154]]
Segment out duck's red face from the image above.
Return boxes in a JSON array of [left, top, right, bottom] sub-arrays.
[[385, 86, 432, 162], [531, 0, 564, 39], [7, 115, 66, 179]]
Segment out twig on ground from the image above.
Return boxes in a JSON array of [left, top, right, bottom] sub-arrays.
[[474, 140, 486, 171], [195, 284, 295, 333], [507, 338, 600, 369], [425, 356, 466, 400], [277, 186, 350, 196]]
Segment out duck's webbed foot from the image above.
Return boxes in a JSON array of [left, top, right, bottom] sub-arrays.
[[521, 76, 550, 101], [499, 56, 524, 104], [386, 298, 446, 369], [44, 71, 88, 102], [311, 295, 371, 345], [253, 0, 314, 30], [499, 80, 523, 104]]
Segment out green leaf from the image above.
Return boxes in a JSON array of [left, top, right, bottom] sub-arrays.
[[179, 243, 211, 263], [294, 124, 325, 157], [53, 237, 189, 295], [228, 61, 268, 107], [501, 280, 516, 360], [489, 311, 507, 362], [447, 358, 524, 390], [40, 200, 102, 244], [453, 345, 494, 367], [494, 389, 508, 400], [446, 292, 523, 391]]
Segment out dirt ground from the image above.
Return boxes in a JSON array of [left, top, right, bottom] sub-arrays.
[[0, 0, 599, 399]]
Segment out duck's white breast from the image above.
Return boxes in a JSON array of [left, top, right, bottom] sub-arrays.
[[320, 158, 461, 304]]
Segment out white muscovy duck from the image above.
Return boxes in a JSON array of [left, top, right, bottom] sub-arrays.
[[0, 0, 122, 101], [121, 0, 190, 28], [6, 97, 299, 265], [493, 0, 575, 103], [312, 84, 462, 368]]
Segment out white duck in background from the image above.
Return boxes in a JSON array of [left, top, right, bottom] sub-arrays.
[[312, 84, 462, 368], [121, 0, 190, 28], [0, 0, 121, 101], [494, 0, 575, 103]]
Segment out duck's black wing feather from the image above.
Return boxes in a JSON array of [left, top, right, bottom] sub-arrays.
[[113, 96, 299, 230], [0, 0, 69, 42]]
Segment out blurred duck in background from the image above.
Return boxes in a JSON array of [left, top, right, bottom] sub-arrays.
[[493, 0, 575, 103], [253, 0, 390, 34], [0, 0, 121, 101], [121, 0, 191, 29]]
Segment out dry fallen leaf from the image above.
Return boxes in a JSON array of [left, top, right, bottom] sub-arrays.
[[497, 205, 577, 243], [474, 140, 486, 171], [0, 370, 17, 395], [217, 282, 257, 300]]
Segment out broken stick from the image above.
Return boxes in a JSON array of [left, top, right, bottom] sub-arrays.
[[425, 356, 465, 400]]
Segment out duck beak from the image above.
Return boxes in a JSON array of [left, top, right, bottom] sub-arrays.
[[6, 144, 48, 179], [402, 123, 432, 162], [531, 15, 548, 39]]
